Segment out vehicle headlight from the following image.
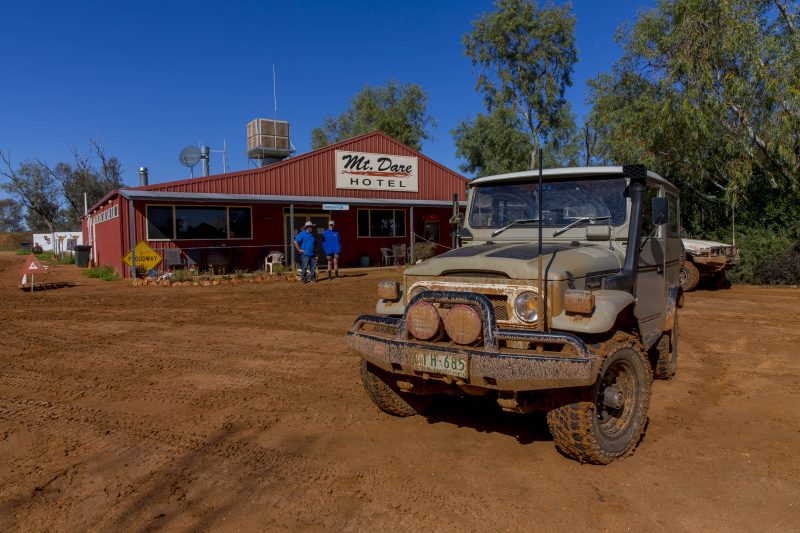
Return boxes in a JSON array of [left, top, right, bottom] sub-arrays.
[[513, 291, 539, 323], [377, 280, 401, 301]]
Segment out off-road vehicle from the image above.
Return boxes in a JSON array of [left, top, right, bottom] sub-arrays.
[[680, 237, 739, 291], [347, 165, 683, 463]]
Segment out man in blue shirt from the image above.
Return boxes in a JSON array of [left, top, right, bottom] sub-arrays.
[[322, 219, 342, 280], [294, 221, 317, 283]]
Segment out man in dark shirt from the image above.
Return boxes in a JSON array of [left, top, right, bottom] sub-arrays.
[[322, 220, 342, 280], [294, 221, 317, 283]]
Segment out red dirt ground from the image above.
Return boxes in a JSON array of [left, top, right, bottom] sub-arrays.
[[1, 252, 798, 531]]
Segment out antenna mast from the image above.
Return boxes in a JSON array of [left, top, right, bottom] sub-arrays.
[[273, 64, 278, 122]]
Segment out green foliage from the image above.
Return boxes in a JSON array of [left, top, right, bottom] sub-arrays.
[[311, 80, 435, 150], [0, 140, 123, 231], [56, 141, 124, 228], [0, 199, 24, 232], [233, 268, 248, 279], [28, 250, 75, 264], [722, 226, 799, 285], [171, 269, 193, 282], [0, 155, 62, 231], [84, 265, 120, 281], [452, 107, 532, 177], [463, 0, 578, 168], [0, 231, 28, 251], [270, 264, 288, 275], [411, 242, 439, 262], [588, 0, 800, 238]]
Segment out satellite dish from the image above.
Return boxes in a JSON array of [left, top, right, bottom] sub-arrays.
[[179, 146, 202, 167]]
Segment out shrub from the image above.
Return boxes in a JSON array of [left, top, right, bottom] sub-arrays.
[[171, 269, 193, 282], [723, 226, 799, 285], [84, 266, 120, 281], [411, 242, 439, 262], [0, 232, 28, 251], [271, 264, 289, 275]]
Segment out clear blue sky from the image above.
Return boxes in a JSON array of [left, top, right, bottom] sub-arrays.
[[0, 0, 654, 191]]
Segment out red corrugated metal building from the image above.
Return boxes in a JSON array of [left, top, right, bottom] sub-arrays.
[[82, 131, 468, 277]]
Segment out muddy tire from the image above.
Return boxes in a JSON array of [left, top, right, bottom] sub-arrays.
[[361, 360, 428, 417], [710, 272, 729, 290], [680, 261, 700, 291], [546, 342, 651, 464], [654, 313, 678, 380]]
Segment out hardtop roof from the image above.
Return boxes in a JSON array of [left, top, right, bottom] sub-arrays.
[[470, 166, 678, 194]]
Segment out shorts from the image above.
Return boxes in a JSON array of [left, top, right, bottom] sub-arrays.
[[326, 253, 339, 260]]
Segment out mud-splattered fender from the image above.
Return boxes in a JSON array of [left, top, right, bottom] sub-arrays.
[[662, 285, 684, 331], [550, 290, 635, 334]]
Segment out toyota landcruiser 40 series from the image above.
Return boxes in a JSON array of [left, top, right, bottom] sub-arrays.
[[347, 165, 683, 463]]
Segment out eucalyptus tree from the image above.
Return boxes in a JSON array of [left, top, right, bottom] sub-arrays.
[[588, 0, 800, 233], [462, 0, 578, 169], [311, 80, 435, 151]]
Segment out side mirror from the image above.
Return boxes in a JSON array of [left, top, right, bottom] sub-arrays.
[[652, 197, 669, 226]]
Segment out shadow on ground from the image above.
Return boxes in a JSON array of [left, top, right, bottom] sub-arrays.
[[423, 395, 551, 445]]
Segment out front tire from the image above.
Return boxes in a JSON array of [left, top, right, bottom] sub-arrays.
[[360, 360, 428, 417], [546, 342, 652, 464], [680, 261, 700, 291]]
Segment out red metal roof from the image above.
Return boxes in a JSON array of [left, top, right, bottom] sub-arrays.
[[129, 131, 468, 202]]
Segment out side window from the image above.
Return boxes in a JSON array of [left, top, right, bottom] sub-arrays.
[[667, 193, 679, 237], [641, 185, 660, 239]]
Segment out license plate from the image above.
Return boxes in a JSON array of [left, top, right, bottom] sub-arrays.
[[411, 350, 469, 379]]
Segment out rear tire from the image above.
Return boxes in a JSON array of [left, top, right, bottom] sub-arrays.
[[546, 342, 651, 464], [360, 360, 428, 417], [680, 261, 700, 291], [710, 272, 729, 290]]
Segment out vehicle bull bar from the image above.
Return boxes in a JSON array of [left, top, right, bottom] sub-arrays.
[[347, 291, 600, 391]]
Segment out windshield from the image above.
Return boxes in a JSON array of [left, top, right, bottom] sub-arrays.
[[468, 177, 627, 229]]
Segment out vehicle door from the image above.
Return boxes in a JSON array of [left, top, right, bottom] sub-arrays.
[[635, 184, 666, 346]]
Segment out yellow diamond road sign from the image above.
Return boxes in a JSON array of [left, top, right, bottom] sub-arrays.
[[123, 241, 163, 271]]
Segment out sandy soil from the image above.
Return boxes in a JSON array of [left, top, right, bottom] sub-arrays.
[[0, 251, 798, 532]]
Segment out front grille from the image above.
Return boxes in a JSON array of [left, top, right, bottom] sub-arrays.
[[444, 271, 509, 279], [488, 294, 509, 320]]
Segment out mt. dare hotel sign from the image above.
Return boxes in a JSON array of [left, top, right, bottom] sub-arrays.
[[335, 150, 419, 192]]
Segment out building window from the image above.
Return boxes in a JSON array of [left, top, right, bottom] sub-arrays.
[[146, 205, 252, 240], [357, 209, 406, 237], [146, 206, 174, 240], [176, 206, 227, 239], [229, 207, 252, 239]]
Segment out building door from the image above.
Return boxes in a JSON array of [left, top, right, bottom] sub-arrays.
[[284, 212, 330, 268], [423, 220, 440, 244]]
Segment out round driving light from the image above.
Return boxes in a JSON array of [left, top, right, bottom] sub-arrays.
[[443, 304, 482, 345], [513, 291, 539, 323], [406, 301, 442, 340]]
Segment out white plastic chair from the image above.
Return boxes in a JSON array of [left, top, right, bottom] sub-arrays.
[[265, 251, 285, 274], [392, 244, 406, 266], [380, 247, 395, 266]]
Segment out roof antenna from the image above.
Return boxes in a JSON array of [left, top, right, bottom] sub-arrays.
[[273, 64, 278, 131], [537, 147, 545, 331]]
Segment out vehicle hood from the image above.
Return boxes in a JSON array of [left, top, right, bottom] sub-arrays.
[[682, 238, 733, 252], [405, 242, 623, 280]]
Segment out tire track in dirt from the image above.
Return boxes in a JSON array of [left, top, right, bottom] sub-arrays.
[[2, 253, 799, 531]]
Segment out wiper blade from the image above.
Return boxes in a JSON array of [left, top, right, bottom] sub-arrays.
[[553, 215, 611, 237], [491, 218, 540, 238]]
